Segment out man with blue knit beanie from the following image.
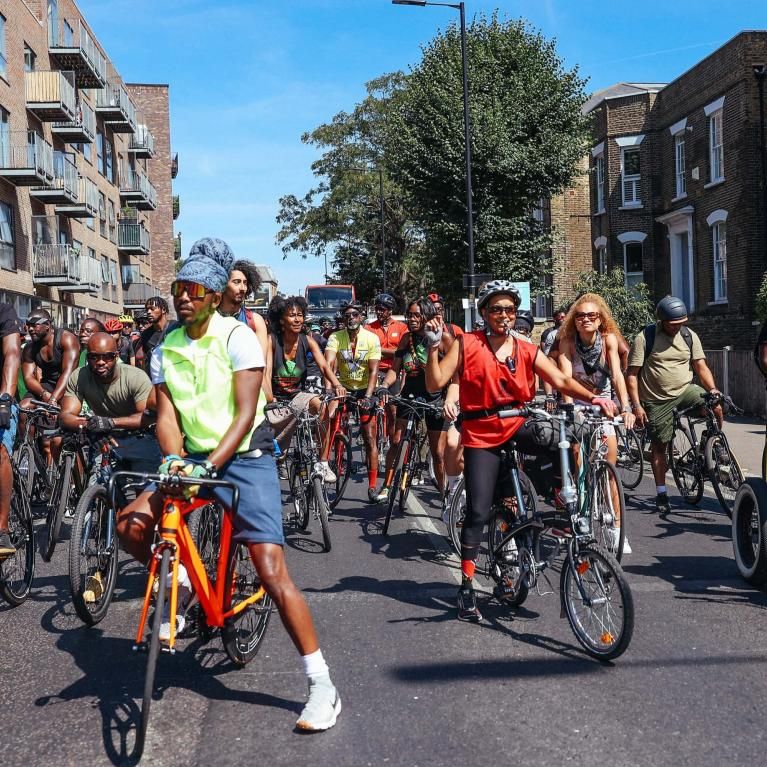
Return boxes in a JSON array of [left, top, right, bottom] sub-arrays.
[[117, 237, 341, 732]]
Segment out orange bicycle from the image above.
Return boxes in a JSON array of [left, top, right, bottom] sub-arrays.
[[109, 469, 272, 758]]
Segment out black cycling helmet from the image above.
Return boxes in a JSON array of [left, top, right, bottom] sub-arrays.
[[476, 279, 522, 311], [341, 301, 364, 314], [374, 293, 396, 310], [514, 309, 534, 332], [656, 295, 688, 322]]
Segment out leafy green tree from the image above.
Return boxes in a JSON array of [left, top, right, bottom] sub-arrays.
[[385, 14, 589, 301], [572, 268, 654, 340]]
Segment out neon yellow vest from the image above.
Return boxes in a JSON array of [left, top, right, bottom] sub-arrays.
[[161, 312, 266, 454]]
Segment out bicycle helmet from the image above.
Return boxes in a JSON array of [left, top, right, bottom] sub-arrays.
[[374, 293, 396, 310], [341, 301, 364, 314], [476, 280, 521, 311], [118, 314, 134, 323], [514, 309, 534, 333], [656, 295, 688, 322], [104, 318, 123, 332]]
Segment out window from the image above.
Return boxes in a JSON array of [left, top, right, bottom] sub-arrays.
[[122, 264, 140, 285], [707, 211, 728, 302], [104, 138, 114, 183], [0, 201, 14, 270], [96, 131, 104, 176], [623, 242, 643, 290], [598, 246, 607, 274], [621, 148, 641, 206], [83, 140, 92, 163], [675, 135, 686, 198], [709, 110, 724, 182], [101, 255, 110, 300], [108, 200, 116, 243], [0, 107, 9, 167], [87, 246, 96, 264], [24, 45, 36, 72], [98, 192, 106, 237], [47, 1, 58, 46], [0, 15, 7, 80], [595, 155, 605, 212], [110, 261, 118, 302], [86, 215, 95, 231]]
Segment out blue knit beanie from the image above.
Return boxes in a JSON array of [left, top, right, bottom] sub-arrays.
[[176, 237, 234, 292]]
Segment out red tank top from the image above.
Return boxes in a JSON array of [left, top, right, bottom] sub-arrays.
[[459, 331, 538, 448]]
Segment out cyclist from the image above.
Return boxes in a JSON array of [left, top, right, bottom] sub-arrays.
[[557, 293, 636, 553], [139, 296, 176, 373], [626, 296, 722, 515], [375, 298, 448, 503], [541, 307, 566, 357], [117, 238, 341, 731], [513, 309, 535, 339], [119, 314, 137, 361], [106, 318, 135, 366], [323, 301, 382, 502], [427, 293, 463, 338], [218, 259, 269, 357], [0, 301, 21, 559], [78, 318, 106, 367], [424, 279, 616, 622]]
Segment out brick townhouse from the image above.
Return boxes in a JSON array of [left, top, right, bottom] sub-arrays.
[[585, 31, 767, 348], [0, 0, 177, 328]]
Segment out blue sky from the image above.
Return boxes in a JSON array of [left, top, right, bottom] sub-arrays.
[[78, 0, 763, 295]]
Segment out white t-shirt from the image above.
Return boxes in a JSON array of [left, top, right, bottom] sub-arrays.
[[151, 324, 264, 385]]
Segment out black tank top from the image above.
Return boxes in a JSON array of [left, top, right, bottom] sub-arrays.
[[33, 328, 65, 388], [271, 333, 310, 397]]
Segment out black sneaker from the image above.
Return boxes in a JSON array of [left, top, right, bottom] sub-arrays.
[[367, 487, 380, 504], [655, 492, 671, 515], [0, 529, 16, 560], [457, 584, 482, 622]]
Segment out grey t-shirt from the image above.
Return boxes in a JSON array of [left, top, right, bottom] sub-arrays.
[[65, 364, 152, 417]]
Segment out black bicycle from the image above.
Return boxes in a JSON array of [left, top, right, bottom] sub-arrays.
[[614, 424, 646, 490], [0, 467, 35, 607], [14, 400, 61, 504]]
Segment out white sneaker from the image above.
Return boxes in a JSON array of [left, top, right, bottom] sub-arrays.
[[296, 675, 342, 731], [314, 461, 337, 484], [158, 564, 195, 643], [605, 526, 620, 553]]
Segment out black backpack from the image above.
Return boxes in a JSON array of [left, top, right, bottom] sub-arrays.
[[642, 323, 693, 365]]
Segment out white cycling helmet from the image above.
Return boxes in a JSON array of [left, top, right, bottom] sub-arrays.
[[476, 279, 521, 311]]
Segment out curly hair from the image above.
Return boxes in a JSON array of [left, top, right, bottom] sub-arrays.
[[267, 295, 307, 335], [231, 260, 261, 296], [560, 293, 620, 341]]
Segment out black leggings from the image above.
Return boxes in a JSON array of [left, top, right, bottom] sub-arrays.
[[460, 420, 563, 562]]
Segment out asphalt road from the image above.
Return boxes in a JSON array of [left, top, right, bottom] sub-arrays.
[[1, 446, 766, 767]]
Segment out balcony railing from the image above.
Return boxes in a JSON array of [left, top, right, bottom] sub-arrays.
[[123, 281, 155, 308], [48, 19, 107, 89], [171, 153, 179, 179], [56, 176, 100, 218], [30, 152, 78, 204], [173, 195, 180, 220], [32, 244, 100, 292], [25, 70, 76, 122], [95, 81, 137, 133], [129, 125, 155, 158], [119, 168, 157, 211], [52, 99, 96, 143], [0, 133, 55, 187], [118, 221, 151, 255]]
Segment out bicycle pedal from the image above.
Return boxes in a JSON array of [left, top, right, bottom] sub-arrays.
[[132, 642, 148, 653]]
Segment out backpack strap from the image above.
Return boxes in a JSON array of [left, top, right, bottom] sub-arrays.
[[244, 308, 258, 334], [642, 322, 693, 365]]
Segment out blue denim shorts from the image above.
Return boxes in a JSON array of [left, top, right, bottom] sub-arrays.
[[0, 403, 18, 456]]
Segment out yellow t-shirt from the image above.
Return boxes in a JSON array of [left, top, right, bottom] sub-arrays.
[[325, 327, 381, 390]]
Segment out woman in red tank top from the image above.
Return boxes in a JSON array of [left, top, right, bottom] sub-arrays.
[[424, 280, 616, 623]]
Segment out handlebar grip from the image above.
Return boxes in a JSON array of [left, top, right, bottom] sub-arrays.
[[498, 407, 527, 419]]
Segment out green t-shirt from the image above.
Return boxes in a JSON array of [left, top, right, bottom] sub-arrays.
[[628, 324, 705, 403], [65, 364, 152, 418]]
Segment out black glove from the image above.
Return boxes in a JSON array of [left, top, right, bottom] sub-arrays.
[[0, 399, 10, 430], [358, 397, 374, 411], [87, 415, 115, 434]]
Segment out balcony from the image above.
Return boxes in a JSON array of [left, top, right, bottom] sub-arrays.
[[123, 281, 155, 309], [32, 244, 100, 293], [171, 153, 179, 179], [174, 234, 182, 259], [95, 82, 137, 133], [118, 220, 151, 255], [56, 176, 99, 218], [173, 195, 180, 220], [30, 152, 78, 204], [129, 125, 155, 159], [48, 19, 107, 89], [119, 168, 157, 211], [52, 100, 96, 143], [25, 70, 76, 122], [0, 133, 55, 187]]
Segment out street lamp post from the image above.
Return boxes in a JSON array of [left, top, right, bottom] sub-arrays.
[[392, 0, 476, 324]]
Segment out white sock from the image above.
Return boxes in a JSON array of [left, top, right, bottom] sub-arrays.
[[302, 648, 329, 680], [177, 563, 192, 590], [656, 485, 667, 495], [447, 474, 461, 492]]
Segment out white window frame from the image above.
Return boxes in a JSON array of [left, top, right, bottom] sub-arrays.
[[0, 200, 14, 270], [596, 155, 605, 213], [617, 231, 647, 290], [704, 96, 725, 185], [0, 14, 7, 80], [674, 135, 686, 199], [707, 209, 728, 302], [615, 135, 644, 208]]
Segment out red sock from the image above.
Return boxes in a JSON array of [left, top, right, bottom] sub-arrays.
[[461, 559, 476, 580], [368, 470, 378, 489]]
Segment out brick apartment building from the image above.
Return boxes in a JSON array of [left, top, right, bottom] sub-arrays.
[[0, 0, 176, 328], [585, 31, 767, 349]]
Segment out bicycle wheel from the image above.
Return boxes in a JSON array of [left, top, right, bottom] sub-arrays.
[[705, 433, 744, 517], [327, 434, 352, 510], [287, 459, 310, 531], [447, 476, 465, 553], [312, 476, 332, 552], [222, 543, 273, 666], [589, 462, 626, 562], [137, 547, 170, 759], [398, 440, 418, 515], [14, 444, 36, 501], [0, 482, 35, 607], [43, 452, 74, 562], [383, 468, 401, 536], [376, 409, 388, 471], [615, 428, 644, 490], [69, 485, 119, 625], [732, 478, 767, 587], [667, 425, 704, 505], [560, 543, 634, 660]]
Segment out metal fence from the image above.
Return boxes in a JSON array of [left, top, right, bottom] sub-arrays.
[[704, 348, 766, 418]]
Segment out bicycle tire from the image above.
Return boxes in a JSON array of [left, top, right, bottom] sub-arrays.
[[376, 409, 388, 471], [0, 479, 35, 606], [447, 476, 465, 553], [667, 425, 704, 505], [313, 475, 332, 552], [69, 485, 119, 626], [615, 427, 644, 490], [43, 452, 74, 562], [327, 434, 352, 510], [383, 468, 401, 536], [732, 478, 767, 587], [14, 443, 36, 501], [136, 547, 170, 759], [560, 543, 634, 660], [705, 433, 744, 517], [286, 459, 309, 530], [589, 462, 626, 562], [221, 543, 273, 666]]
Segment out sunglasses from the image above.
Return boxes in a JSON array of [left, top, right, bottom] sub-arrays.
[[487, 305, 517, 316], [344, 311, 361, 319], [87, 352, 118, 362], [575, 311, 600, 322], [171, 281, 213, 300]]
